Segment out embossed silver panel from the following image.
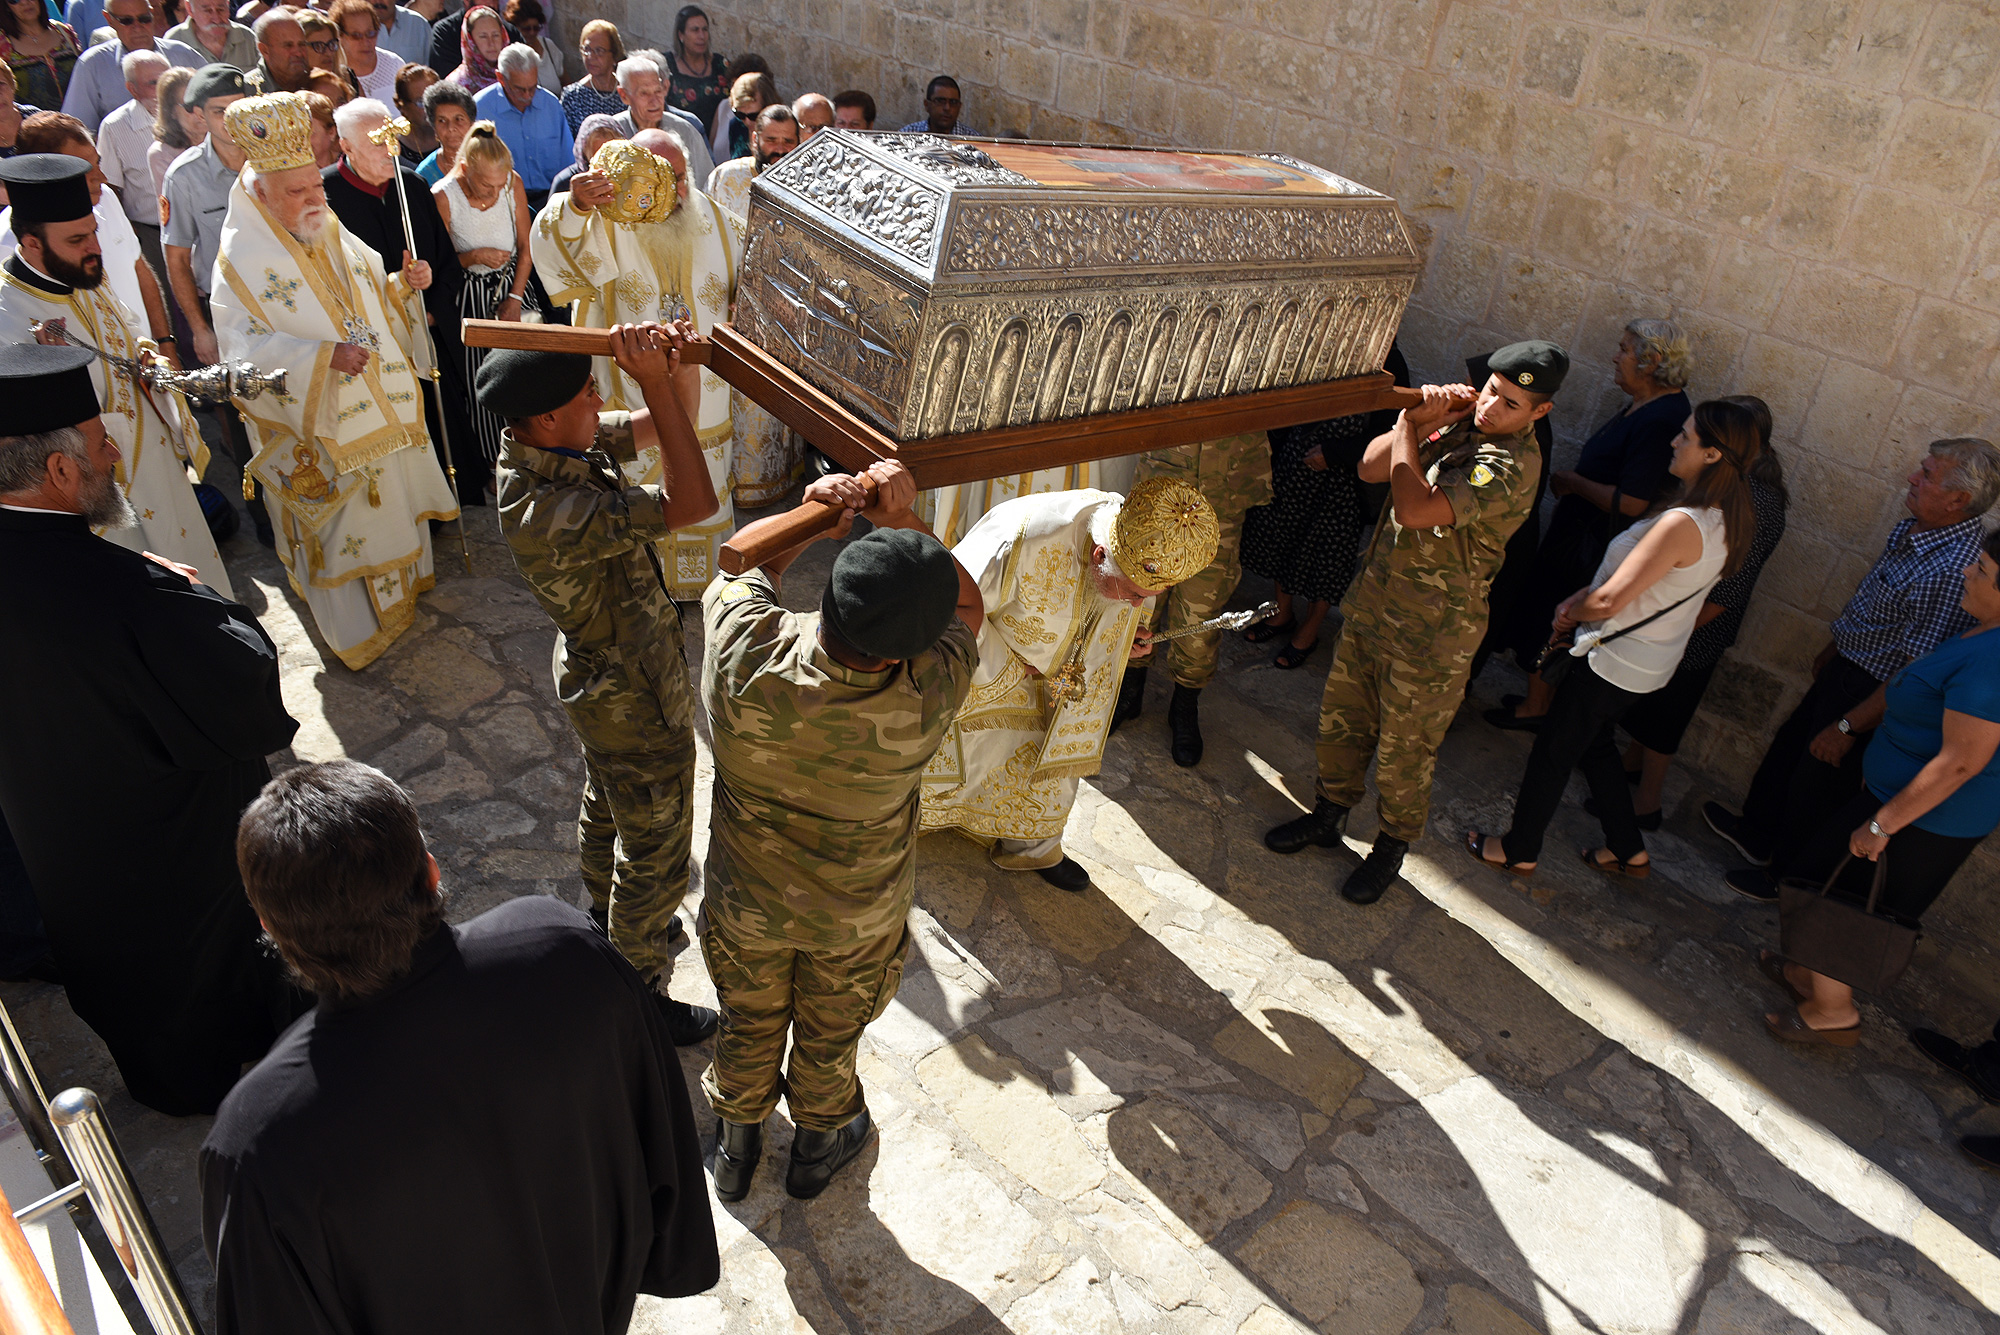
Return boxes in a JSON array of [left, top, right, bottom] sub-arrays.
[[734, 133, 1419, 442]]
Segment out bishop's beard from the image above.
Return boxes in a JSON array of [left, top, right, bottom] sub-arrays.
[[630, 198, 701, 315]]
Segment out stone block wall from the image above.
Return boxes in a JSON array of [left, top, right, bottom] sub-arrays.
[[567, 0, 2000, 930]]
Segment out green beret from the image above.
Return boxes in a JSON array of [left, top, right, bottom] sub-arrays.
[[822, 527, 960, 660], [1487, 339, 1569, 396], [185, 63, 246, 109], [474, 349, 593, 420]]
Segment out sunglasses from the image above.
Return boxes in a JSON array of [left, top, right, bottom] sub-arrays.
[[305, 36, 336, 50], [108, 12, 151, 24]]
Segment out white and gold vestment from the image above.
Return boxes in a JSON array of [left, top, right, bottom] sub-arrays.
[[211, 177, 458, 669], [531, 152, 741, 595]]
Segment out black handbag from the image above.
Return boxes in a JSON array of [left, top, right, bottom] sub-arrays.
[[1532, 589, 1703, 690], [1777, 854, 1920, 994]]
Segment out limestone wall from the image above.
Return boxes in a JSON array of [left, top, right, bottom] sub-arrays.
[[570, 0, 2000, 922]]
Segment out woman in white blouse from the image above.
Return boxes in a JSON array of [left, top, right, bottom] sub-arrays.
[[1469, 399, 1758, 878]]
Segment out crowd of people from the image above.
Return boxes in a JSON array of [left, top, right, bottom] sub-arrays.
[[0, 2, 1996, 1327]]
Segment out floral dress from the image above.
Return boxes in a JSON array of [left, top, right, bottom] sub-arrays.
[[2, 21, 80, 109], [666, 52, 727, 130]]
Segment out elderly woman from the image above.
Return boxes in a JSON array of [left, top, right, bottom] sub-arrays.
[[547, 108, 614, 196], [1488, 318, 1693, 730], [1469, 398, 1758, 878], [446, 3, 504, 92], [414, 75, 473, 182], [1759, 527, 2000, 1046], [1591, 395, 1789, 830], [558, 16, 621, 132]]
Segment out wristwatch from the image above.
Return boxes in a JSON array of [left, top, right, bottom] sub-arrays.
[[1836, 717, 1853, 735], [1868, 819, 1889, 839]]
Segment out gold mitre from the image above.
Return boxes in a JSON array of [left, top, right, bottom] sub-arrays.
[[1111, 477, 1219, 588], [590, 138, 679, 225], [226, 92, 315, 173]]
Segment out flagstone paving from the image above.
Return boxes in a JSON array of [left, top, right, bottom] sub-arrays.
[[4, 503, 1999, 1334]]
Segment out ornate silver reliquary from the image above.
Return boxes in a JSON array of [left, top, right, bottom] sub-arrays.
[[732, 132, 1421, 443]]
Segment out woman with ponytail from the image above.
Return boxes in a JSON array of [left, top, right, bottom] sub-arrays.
[[1469, 398, 1757, 878]]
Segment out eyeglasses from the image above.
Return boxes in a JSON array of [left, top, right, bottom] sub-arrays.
[[108, 12, 151, 24], [305, 36, 336, 51], [342, 26, 378, 38]]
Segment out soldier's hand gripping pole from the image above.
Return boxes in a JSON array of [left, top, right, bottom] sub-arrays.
[[371, 115, 472, 574]]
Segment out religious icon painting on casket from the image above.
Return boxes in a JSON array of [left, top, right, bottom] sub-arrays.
[[731, 132, 1422, 445]]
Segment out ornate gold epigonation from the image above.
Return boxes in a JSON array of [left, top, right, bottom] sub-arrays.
[[736, 131, 1422, 445]]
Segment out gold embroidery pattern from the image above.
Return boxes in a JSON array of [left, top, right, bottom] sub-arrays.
[[615, 271, 653, 310], [576, 249, 602, 275], [699, 270, 729, 315], [996, 611, 1056, 647]]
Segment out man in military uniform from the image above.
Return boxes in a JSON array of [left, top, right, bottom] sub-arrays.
[[1265, 341, 1565, 904], [1113, 431, 1273, 765], [476, 327, 720, 1044], [700, 461, 980, 1200]]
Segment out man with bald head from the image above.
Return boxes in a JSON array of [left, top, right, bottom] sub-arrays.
[[792, 91, 832, 139], [532, 124, 741, 597], [60, 0, 202, 133]]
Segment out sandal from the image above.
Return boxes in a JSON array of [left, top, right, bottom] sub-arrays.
[[1463, 830, 1534, 878], [1272, 639, 1318, 670], [1764, 1007, 1860, 1048], [1579, 846, 1650, 880], [1757, 950, 1811, 1005], [1243, 616, 1297, 645]]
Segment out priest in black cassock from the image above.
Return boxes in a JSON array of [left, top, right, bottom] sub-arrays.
[[321, 97, 485, 500], [0, 338, 305, 1116], [202, 761, 720, 1335]]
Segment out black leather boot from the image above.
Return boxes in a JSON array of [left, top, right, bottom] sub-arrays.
[[655, 994, 719, 1045], [1264, 797, 1349, 854], [786, 1107, 873, 1199], [710, 1117, 763, 1202], [1341, 834, 1409, 905], [1168, 684, 1202, 767], [1110, 665, 1146, 733]]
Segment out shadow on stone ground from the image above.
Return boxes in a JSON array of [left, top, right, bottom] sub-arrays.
[[3, 495, 1998, 1334]]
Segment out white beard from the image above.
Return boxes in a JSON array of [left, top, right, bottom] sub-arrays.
[[288, 205, 332, 245]]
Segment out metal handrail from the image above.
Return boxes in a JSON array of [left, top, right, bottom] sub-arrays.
[[0, 1182, 78, 1335], [0, 1002, 73, 1187], [50, 1089, 202, 1335]]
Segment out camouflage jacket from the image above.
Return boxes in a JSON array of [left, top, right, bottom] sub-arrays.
[[701, 569, 978, 948], [496, 413, 695, 777], [1138, 430, 1274, 515], [1343, 422, 1540, 652]]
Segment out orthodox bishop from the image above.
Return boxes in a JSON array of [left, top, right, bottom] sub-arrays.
[[921, 477, 1217, 890], [209, 91, 459, 669], [0, 154, 229, 595], [531, 130, 739, 596]]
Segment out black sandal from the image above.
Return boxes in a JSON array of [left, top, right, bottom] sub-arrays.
[[1580, 846, 1650, 879], [1464, 830, 1534, 878], [1243, 617, 1297, 645], [1272, 639, 1317, 669]]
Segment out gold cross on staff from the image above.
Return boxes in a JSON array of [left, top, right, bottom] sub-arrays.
[[365, 116, 414, 147], [460, 318, 1419, 573]]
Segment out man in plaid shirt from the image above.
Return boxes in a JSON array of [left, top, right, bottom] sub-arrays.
[[1706, 437, 1999, 893]]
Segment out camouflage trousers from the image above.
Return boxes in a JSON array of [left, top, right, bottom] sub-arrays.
[[1314, 626, 1475, 845], [699, 916, 911, 1131], [579, 757, 694, 981], [1135, 435, 1271, 688]]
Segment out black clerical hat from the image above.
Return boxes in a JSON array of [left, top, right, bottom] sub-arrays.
[[0, 155, 93, 227], [0, 343, 101, 436]]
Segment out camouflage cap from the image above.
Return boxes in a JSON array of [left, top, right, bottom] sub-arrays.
[[823, 527, 960, 660], [1109, 477, 1218, 589]]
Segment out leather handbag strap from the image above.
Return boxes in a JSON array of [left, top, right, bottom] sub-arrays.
[[1590, 588, 1703, 650], [1815, 853, 1891, 915]]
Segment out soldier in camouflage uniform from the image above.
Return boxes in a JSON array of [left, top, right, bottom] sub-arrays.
[[700, 459, 980, 1201], [1266, 341, 1566, 905], [476, 326, 722, 1045], [1113, 432, 1274, 766]]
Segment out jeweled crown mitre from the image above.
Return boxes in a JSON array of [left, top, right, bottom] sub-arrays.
[[591, 138, 680, 226], [225, 92, 316, 174], [1110, 477, 1219, 589]]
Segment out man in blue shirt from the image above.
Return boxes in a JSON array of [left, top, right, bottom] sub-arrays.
[[473, 42, 567, 207], [61, 0, 203, 133], [1708, 436, 1999, 892], [897, 75, 968, 134]]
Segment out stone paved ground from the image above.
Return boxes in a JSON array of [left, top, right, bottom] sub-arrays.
[[6, 500, 2000, 1335]]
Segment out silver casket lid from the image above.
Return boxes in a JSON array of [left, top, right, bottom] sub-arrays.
[[734, 132, 1421, 442]]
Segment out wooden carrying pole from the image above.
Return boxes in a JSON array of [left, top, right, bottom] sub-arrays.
[[462, 319, 1422, 572], [0, 1184, 77, 1335]]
